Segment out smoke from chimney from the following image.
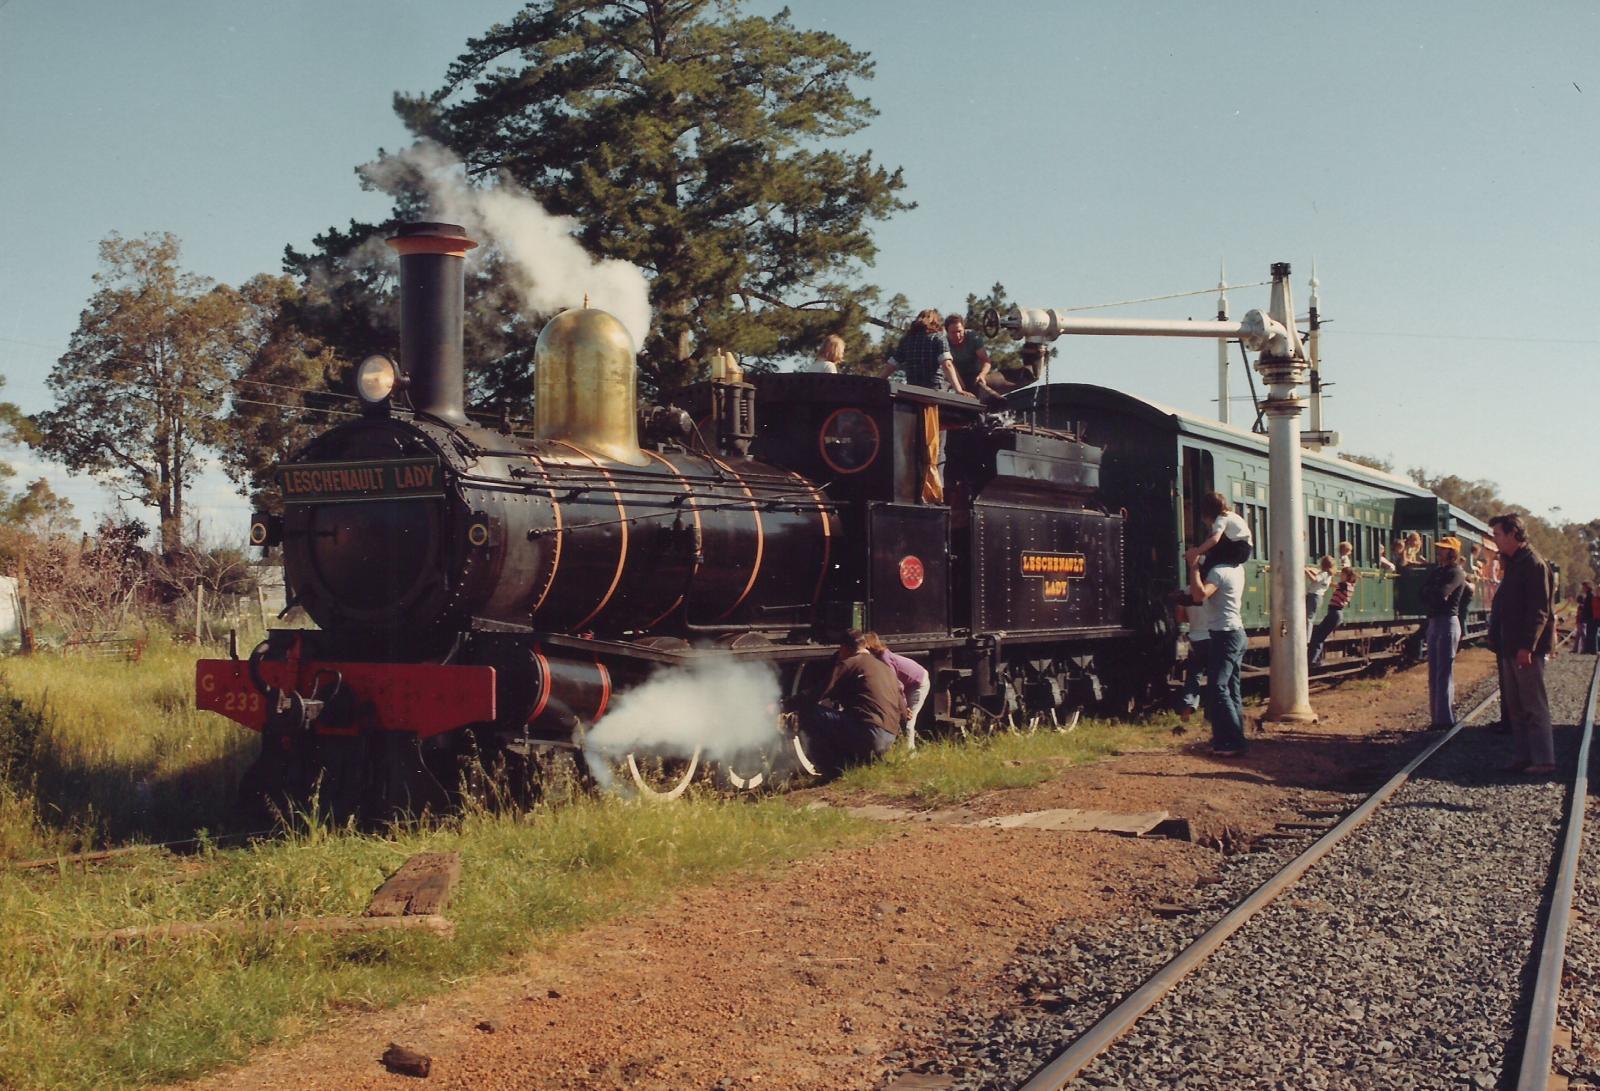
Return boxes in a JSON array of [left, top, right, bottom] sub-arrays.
[[362, 142, 653, 352]]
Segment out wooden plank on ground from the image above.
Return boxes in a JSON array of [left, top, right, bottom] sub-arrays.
[[83, 913, 454, 945], [365, 852, 462, 918]]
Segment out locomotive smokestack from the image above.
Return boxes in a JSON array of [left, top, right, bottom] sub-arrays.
[[387, 222, 478, 426]]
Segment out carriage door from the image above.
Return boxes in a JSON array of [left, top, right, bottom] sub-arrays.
[[1181, 446, 1215, 548]]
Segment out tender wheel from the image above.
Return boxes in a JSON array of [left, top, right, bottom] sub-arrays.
[[623, 748, 703, 800]]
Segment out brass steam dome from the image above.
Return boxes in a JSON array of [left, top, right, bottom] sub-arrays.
[[534, 307, 648, 466]]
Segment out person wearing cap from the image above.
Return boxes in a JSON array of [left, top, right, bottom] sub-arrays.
[[1420, 535, 1469, 729]]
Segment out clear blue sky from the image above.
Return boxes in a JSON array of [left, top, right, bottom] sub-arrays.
[[2, 0, 1596, 540]]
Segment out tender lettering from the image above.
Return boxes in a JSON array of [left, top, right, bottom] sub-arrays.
[[1020, 552, 1087, 578]]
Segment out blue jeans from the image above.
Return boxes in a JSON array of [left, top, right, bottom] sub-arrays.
[[1207, 628, 1247, 750], [1180, 638, 1209, 712], [1425, 615, 1460, 726], [1308, 607, 1344, 667]]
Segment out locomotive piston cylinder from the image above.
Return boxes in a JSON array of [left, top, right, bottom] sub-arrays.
[[387, 222, 478, 426]]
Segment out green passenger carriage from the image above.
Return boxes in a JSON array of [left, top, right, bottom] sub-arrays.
[[1011, 383, 1492, 674]]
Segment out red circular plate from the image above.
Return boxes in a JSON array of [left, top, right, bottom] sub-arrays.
[[899, 555, 925, 590]]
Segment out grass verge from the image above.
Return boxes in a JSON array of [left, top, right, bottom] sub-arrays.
[[0, 795, 873, 1091], [0, 633, 257, 858], [833, 715, 1183, 805]]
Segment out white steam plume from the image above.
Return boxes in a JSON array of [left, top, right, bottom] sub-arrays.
[[581, 657, 783, 790], [362, 142, 653, 352]]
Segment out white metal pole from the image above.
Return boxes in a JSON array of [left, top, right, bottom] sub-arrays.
[[1217, 263, 1230, 424], [1259, 263, 1316, 722]]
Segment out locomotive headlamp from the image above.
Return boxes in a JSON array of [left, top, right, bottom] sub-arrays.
[[355, 355, 400, 404], [249, 511, 282, 549]]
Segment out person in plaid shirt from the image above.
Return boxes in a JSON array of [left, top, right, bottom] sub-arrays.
[[883, 309, 973, 396]]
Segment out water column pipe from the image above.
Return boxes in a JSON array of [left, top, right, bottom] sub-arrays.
[[1257, 264, 1317, 722], [1305, 264, 1325, 447], [1217, 264, 1230, 425], [997, 264, 1317, 723]]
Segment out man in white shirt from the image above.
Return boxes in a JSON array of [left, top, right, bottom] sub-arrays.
[[1189, 554, 1248, 756]]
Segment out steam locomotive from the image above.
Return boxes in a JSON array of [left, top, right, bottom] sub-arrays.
[[196, 222, 1128, 814], [196, 221, 1488, 815]]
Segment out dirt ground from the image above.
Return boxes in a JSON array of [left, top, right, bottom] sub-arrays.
[[174, 651, 1499, 1091]]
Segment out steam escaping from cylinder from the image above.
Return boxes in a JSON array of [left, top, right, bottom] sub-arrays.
[[362, 141, 653, 352], [581, 657, 783, 791]]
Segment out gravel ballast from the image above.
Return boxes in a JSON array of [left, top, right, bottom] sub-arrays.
[[887, 658, 1599, 1090]]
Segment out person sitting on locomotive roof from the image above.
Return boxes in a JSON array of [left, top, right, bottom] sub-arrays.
[[940, 315, 992, 395], [804, 629, 907, 776], [864, 632, 930, 751], [805, 334, 847, 374], [1184, 491, 1253, 575], [881, 309, 973, 397]]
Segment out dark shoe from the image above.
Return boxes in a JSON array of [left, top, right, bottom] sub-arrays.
[[1210, 746, 1247, 757]]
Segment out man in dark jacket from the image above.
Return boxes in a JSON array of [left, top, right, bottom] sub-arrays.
[[1421, 536, 1469, 728], [1487, 513, 1557, 773], [807, 630, 906, 775]]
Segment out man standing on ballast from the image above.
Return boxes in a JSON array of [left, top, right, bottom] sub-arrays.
[[1486, 513, 1557, 774]]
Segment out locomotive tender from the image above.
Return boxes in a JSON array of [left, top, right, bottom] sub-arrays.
[[194, 221, 1493, 813], [196, 223, 1129, 812]]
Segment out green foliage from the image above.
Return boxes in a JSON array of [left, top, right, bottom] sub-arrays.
[[0, 477, 77, 539], [219, 275, 349, 510], [391, 0, 910, 393], [1406, 467, 1596, 590], [34, 234, 251, 555]]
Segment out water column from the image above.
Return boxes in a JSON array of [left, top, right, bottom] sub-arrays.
[[1258, 263, 1316, 722]]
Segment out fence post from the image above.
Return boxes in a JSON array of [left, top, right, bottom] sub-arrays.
[[194, 582, 205, 644]]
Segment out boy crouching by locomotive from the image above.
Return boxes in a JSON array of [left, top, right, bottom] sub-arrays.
[[803, 630, 908, 776]]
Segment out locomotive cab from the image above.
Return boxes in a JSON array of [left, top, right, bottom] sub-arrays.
[[743, 374, 984, 643]]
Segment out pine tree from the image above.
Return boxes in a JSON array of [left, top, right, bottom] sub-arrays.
[[392, 0, 910, 393]]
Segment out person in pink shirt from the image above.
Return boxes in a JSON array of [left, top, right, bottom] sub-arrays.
[[864, 632, 930, 750]]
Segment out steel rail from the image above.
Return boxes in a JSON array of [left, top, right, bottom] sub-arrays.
[[1514, 654, 1600, 1090], [1016, 686, 1503, 1091]]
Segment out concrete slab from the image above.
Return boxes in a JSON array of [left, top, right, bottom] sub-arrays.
[[968, 808, 1172, 836], [812, 801, 1174, 837]]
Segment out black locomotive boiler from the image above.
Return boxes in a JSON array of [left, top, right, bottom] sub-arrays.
[[196, 222, 1133, 813]]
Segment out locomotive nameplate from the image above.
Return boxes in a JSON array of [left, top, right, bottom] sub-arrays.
[[276, 459, 444, 504], [1020, 551, 1087, 603]]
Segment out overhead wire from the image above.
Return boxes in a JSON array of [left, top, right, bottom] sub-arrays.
[[0, 334, 362, 403], [1056, 279, 1272, 313]]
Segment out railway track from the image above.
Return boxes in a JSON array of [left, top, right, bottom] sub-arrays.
[[887, 656, 1599, 1091]]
